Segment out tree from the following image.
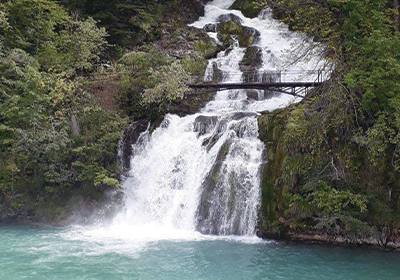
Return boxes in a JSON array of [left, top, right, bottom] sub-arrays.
[[394, 0, 399, 33], [3, 0, 67, 53], [39, 16, 108, 72], [143, 62, 192, 105], [3, 0, 108, 73], [0, 0, 122, 220], [0, 4, 9, 31]]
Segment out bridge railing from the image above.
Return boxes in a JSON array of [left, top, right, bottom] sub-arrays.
[[202, 70, 327, 84]]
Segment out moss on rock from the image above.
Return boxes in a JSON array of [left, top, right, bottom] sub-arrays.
[[216, 15, 260, 48], [240, 46, 262, 72], [231, 0, 262, 18], [258, 108, 290, 235], [257, 101, 400, 248]]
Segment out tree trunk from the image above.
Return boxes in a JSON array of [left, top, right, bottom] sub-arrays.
[[395, 0, 399, 33], [71, 114, 81, 137]]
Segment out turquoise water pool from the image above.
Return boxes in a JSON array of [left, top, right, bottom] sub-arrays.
[[1, 225, 399, 280]]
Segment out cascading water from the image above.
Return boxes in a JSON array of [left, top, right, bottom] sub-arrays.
[[105, 0, 325, 239]]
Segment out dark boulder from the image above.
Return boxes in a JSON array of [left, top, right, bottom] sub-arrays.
[[246, 90, 260, 100], [217, 13, 243, 25], [119, 120, 150, 171], [240, 46, 263, 72], [204, 23, 218, 32], [194, 115, 219, 136], [230, 0, 263, 18], [216, 19, 260, 48]]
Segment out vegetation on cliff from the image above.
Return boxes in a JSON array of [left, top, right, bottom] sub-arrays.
[[0, 0, 128, 222], [0, 0, 211, 222], [257, 0, 400, 247]]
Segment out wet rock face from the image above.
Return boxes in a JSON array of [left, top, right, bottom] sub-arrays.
[[217, 13, 244, 25], [194, 115, 219, 136], [204, 23, 217, 32], [195, 114, 262, 235], [157, 26, 218, 59], [240, 26, 260, 47], [196, 139, 232, 235], [167, 90, 217, 117], [208, 62, 224, 82], [203, 125, 231, 152], [119, 120, 150, 171], [230, 0, 263, 18], [262, 71, 281, 83], [242, 26, 260, 39], [198, 0, 212, 5], [230, 112, 258, 120], [245, 89, 280, 101], [240, 46, 263, 72], [246, 90, 260, 100], [214, 14, 260, 48]]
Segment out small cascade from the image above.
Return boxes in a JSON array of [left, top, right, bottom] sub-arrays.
[[113, 0, 325, 237], [195, 114, 264, 235]]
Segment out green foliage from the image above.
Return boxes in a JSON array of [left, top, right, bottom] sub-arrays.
[[345, 32, 400, 113], [309, 182, 367, 215], [262, 0, 399, 115], [143, 62, 191, 104], [39, 17, 108, 72], [362, 112, 400, 171], [70, 105, 125, 189], [0, 0, 120, 222], [0, 56, 125, 193], [0, 4, 9, 31], [181, 55, 208, 77], [115, 50, 171, 119], [287, 180, 367, 218], [217, 21, 258, 48], [58, 0, 205, 48], [3, 0, 68, 53], [342, 0, 390, 49], [114, 49, 206, 120], [258, 0, 400, 243], [71, 0, 164, 46], [282, 107, 308, 154], [193, 40, 218, 60], [2, 0, 108, 74], [231, 0, 262, 18], [127, 5, 159, 34]]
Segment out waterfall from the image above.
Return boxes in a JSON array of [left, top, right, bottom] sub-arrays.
[[112, 0, 325, 238]]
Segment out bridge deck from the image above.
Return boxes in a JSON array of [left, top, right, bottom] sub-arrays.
[[188, 82, 322, 90]]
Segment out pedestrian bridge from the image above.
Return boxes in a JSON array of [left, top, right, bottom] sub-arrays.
[[188, 70, 326, 98]]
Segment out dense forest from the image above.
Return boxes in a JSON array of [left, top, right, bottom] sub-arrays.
[[0, 0, 400, 247]]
